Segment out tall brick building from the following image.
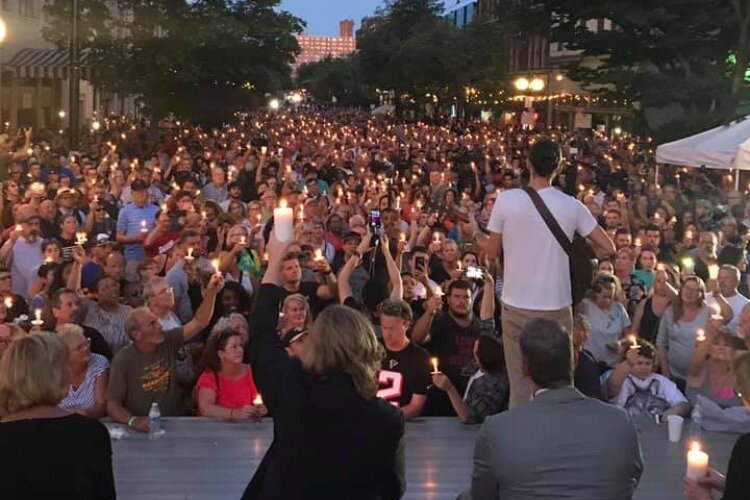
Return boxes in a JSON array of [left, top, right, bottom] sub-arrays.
[[294, 20, 356, 70]]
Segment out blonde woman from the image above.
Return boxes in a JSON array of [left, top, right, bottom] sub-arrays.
[[278, 293, 313, 333], [58, 324, 109, 418], [656, 276, 718, 392], [0, 332, 115, 499], [240, 232, 405, 499]]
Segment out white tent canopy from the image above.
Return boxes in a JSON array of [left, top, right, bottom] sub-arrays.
[[655, 116, 750, 171]]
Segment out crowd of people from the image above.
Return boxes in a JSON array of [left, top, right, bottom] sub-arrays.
[[0, 107, 749, 498]]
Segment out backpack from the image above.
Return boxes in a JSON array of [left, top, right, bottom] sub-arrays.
[[623, 377, 671, 419], [522, 187, 596, 305]]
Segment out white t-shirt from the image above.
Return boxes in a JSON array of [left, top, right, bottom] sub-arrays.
[[706, 292, 749, 335], [614, 374, 687, 408], [11, 237, 43, 298], [487, 187, 597, 310]]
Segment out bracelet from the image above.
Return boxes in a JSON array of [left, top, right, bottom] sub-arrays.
[[127, 416, 137, 428]]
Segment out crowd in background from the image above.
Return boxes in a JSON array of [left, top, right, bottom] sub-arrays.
[[1, 107, 750, 498]]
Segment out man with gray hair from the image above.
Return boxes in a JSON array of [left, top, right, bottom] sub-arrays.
[[707, 264, 748, 336], [468, 318, 642, 499], [106, 275, 223, 432]]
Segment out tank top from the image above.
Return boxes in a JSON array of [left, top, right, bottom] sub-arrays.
[[639, 297, 661, 344], [686, 367, 744, 409]]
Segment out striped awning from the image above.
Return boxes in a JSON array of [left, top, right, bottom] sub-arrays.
[[5, 48, 92, 80]]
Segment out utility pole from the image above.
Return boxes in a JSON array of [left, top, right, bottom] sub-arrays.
[[69, 0, 80, 150]]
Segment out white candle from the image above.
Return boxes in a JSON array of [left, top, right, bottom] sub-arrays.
[[260, 146, 267, 156], [240, 235, 247, 246], [140, 220, 147, 233], [696, 329, 706, 342], [31, 308, 43, 326], [627, 334, 641, 349], [184, 247, 194, 261], [435, 286, 443, 298], [14, 224, 22, 232], [212, 258, 221, 277], [76, 232, 87, 246], [431, 357, 439, 374], [253, 394, 263, 406], [686, 441, 709, 480], [313, 249, 323, 261], [274, 198, 294, 242], [3, 297, 12, 309]]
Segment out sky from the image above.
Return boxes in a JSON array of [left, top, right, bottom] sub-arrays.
[[277, 0, 386, 36]]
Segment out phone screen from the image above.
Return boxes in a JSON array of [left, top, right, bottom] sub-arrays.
[[370, 209, 381, 228], [415, 256, 425, 270]]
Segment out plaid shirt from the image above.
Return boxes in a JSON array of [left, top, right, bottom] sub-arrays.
[[465, 371, 509, 424]]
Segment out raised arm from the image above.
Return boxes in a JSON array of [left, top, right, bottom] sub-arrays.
[[381, 235, 403, 300], [338, 234, 372, 305], [246, 232, 295, 411], [182, 275, 223, 342]]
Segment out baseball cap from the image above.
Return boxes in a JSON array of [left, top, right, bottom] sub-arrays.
[[95, 233, 111, 245], [343, 231, 362, 243]]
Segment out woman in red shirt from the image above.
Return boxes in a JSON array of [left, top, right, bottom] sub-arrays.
[[195, 329, 267, 421]]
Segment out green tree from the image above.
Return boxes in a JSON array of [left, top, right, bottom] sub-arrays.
[[44, 0, 304, 125], [296, 57, 369, 106], [493, 0, 741, 139]]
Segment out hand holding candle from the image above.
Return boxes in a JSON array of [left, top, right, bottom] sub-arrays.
[[686, 441, 709, 480], [212, 258, 221, 278]]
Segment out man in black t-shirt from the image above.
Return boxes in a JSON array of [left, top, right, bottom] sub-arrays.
[[412, 278, 496, 415], [377, 299, 430, 420], [270, 252, 336, 316]]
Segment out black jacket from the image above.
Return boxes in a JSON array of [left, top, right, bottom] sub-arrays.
[[243, 284, 405, 500]]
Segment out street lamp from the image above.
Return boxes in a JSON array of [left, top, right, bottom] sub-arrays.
[[91, 120, 101, 132], [268, 98, 280, 110], [58, 110, 66, 119], [514, 77, 530, 92], [529, 78, 545, 92]]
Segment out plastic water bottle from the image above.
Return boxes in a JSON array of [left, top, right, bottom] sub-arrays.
[[148, 402, 161, 440], [690, 400, 702, 441]]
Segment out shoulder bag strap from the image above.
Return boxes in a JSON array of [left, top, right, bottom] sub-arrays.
[[521, 186, 573, 256]]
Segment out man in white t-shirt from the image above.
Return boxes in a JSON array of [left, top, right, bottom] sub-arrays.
[[706, 265, 748, 335], [0, 208, 43, 299], [474, 138, 615, 409]]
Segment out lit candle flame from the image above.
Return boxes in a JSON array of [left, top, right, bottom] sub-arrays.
[[253, 394, 263, 406], [212, 259, 221, 275], [431, 357, 439, 373], [3, 297, 12, 309]]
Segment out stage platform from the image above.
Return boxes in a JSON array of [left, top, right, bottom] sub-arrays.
[[108, 417, 737, 499]]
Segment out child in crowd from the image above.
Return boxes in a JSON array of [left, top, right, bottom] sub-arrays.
[[607, 338, 692, 420], [431, 334, 508, 424]]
